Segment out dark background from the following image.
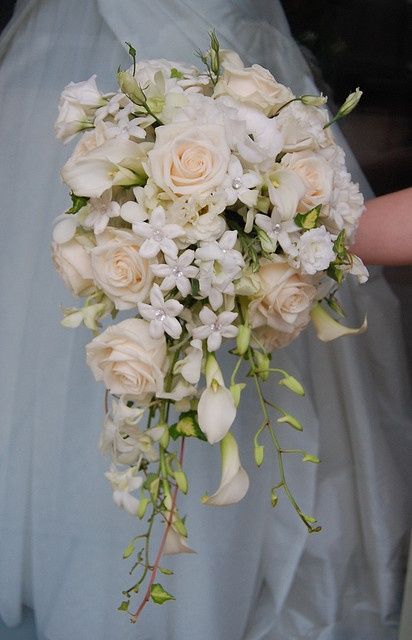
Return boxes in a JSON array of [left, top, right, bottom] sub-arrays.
[[1, 0, 411, 369]]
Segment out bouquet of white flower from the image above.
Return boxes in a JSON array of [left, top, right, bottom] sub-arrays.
[[52, 34, 367, 621]]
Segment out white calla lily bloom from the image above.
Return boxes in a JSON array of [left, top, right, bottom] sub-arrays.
[[311, 304, 367, 341], [202, 432, 249, 506], [197, 355, 236, 444]]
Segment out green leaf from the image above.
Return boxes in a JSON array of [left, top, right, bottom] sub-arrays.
[[173, 516, 188, 537], [327, 262, 344, 284], [294, 204, 321, 230], [170, 67, 184, 79], [333, 229, 348, 259], [302, 454, 320, 464], [170, 411, 207, 441], [277, 414, 303, 431], [254, 444, 265, 467], [159, 567, 174, 576], [150, 583, 175, 605], [66, 192, 89, 215], [117, 600, 130, 612], [122, 543, 135, 559]]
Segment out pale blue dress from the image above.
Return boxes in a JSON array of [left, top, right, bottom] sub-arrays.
[[0, 1, 411, 639]]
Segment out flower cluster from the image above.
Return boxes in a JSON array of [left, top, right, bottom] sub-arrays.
[[52, 36, 367, 620]]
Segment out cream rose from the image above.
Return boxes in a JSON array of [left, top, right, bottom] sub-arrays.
[[214, 51, 293, 116], [52, 234, 95, 296], [86, 318, 167, 400], [90, 227, 154, 310], [282, 151, 333, 211], [148, 123, 230, 196], [249, 261, 317, 339]]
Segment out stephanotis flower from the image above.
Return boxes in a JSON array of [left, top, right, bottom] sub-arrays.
[[193, 308, 238, 352], [138, 284, 183, 339], [132, 206, 184, 259], [195, 230, 244, 309], [83, 190, 121, 234], [223, 156, 260, 207], [150, 249, 198, 297], [255, 211, 299, 257]]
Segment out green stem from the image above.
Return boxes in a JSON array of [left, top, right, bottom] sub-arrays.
[[247, 347, 318, 533]]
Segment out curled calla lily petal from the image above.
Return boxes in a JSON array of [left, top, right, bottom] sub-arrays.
[[163, 527, 196, 556], [202, 432, 249, 506], [198, 386, 236, 444], [311, 303, 367, 342]]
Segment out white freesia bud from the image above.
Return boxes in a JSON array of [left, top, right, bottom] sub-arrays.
[[198, 354, 236, 444], [337, 88, 363, 117], [201, 432, 249, 505], [300, 94, 327, 107], [311, 304, 367, 341]]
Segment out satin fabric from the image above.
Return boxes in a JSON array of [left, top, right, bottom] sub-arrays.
[[0, 1, 411, 638]]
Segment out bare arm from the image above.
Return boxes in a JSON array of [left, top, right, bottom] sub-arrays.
[[351, 187, 412, 265]]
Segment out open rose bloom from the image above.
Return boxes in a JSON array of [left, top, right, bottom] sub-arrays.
[[52, 36, 368, 620]]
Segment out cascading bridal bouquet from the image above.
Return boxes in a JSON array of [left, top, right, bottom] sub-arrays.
[[51, 33, 368, 622]]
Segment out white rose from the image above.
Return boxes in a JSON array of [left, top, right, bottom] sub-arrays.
[[298, 226, 335, 275], [249, 260, 317, 336], [86, 318, 167, 401], [52, 234, 95, 296], [90, 227, 154, 310], [252, 324, 303, 351], [214, 51, 293, 116], [148, 123, 230, 196], [282, 151, 333, 211]]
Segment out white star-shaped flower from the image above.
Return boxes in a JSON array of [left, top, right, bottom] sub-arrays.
[[223, 156, 260, 207], [132, 206, 184, 259], [84, 190, 121, 234], [150, 249, 198, 297], [138, 284, 183, 339], [255, 211, 299, 257], [193, 308, 238, 352]]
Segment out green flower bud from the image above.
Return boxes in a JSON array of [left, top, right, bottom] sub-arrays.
[[278, 375, 305, 396], [236, 324, 251, 355], [254, 444, 265, 467], [117, 71, 146, 105], [230, 382, 246, 408], [254, 351, 270, 381], [301, 93, 327, 106], [338, 87, 362, 117]]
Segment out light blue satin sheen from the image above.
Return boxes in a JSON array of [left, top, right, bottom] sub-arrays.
[[0, 1, 411, 639]]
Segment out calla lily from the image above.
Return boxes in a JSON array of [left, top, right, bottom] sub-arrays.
[[311, 303, 367, 342], [163, 527, 196, 555], [202, 432, 249, 506], [61, 139, 151, 198], [197, 355, 236, 444]]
